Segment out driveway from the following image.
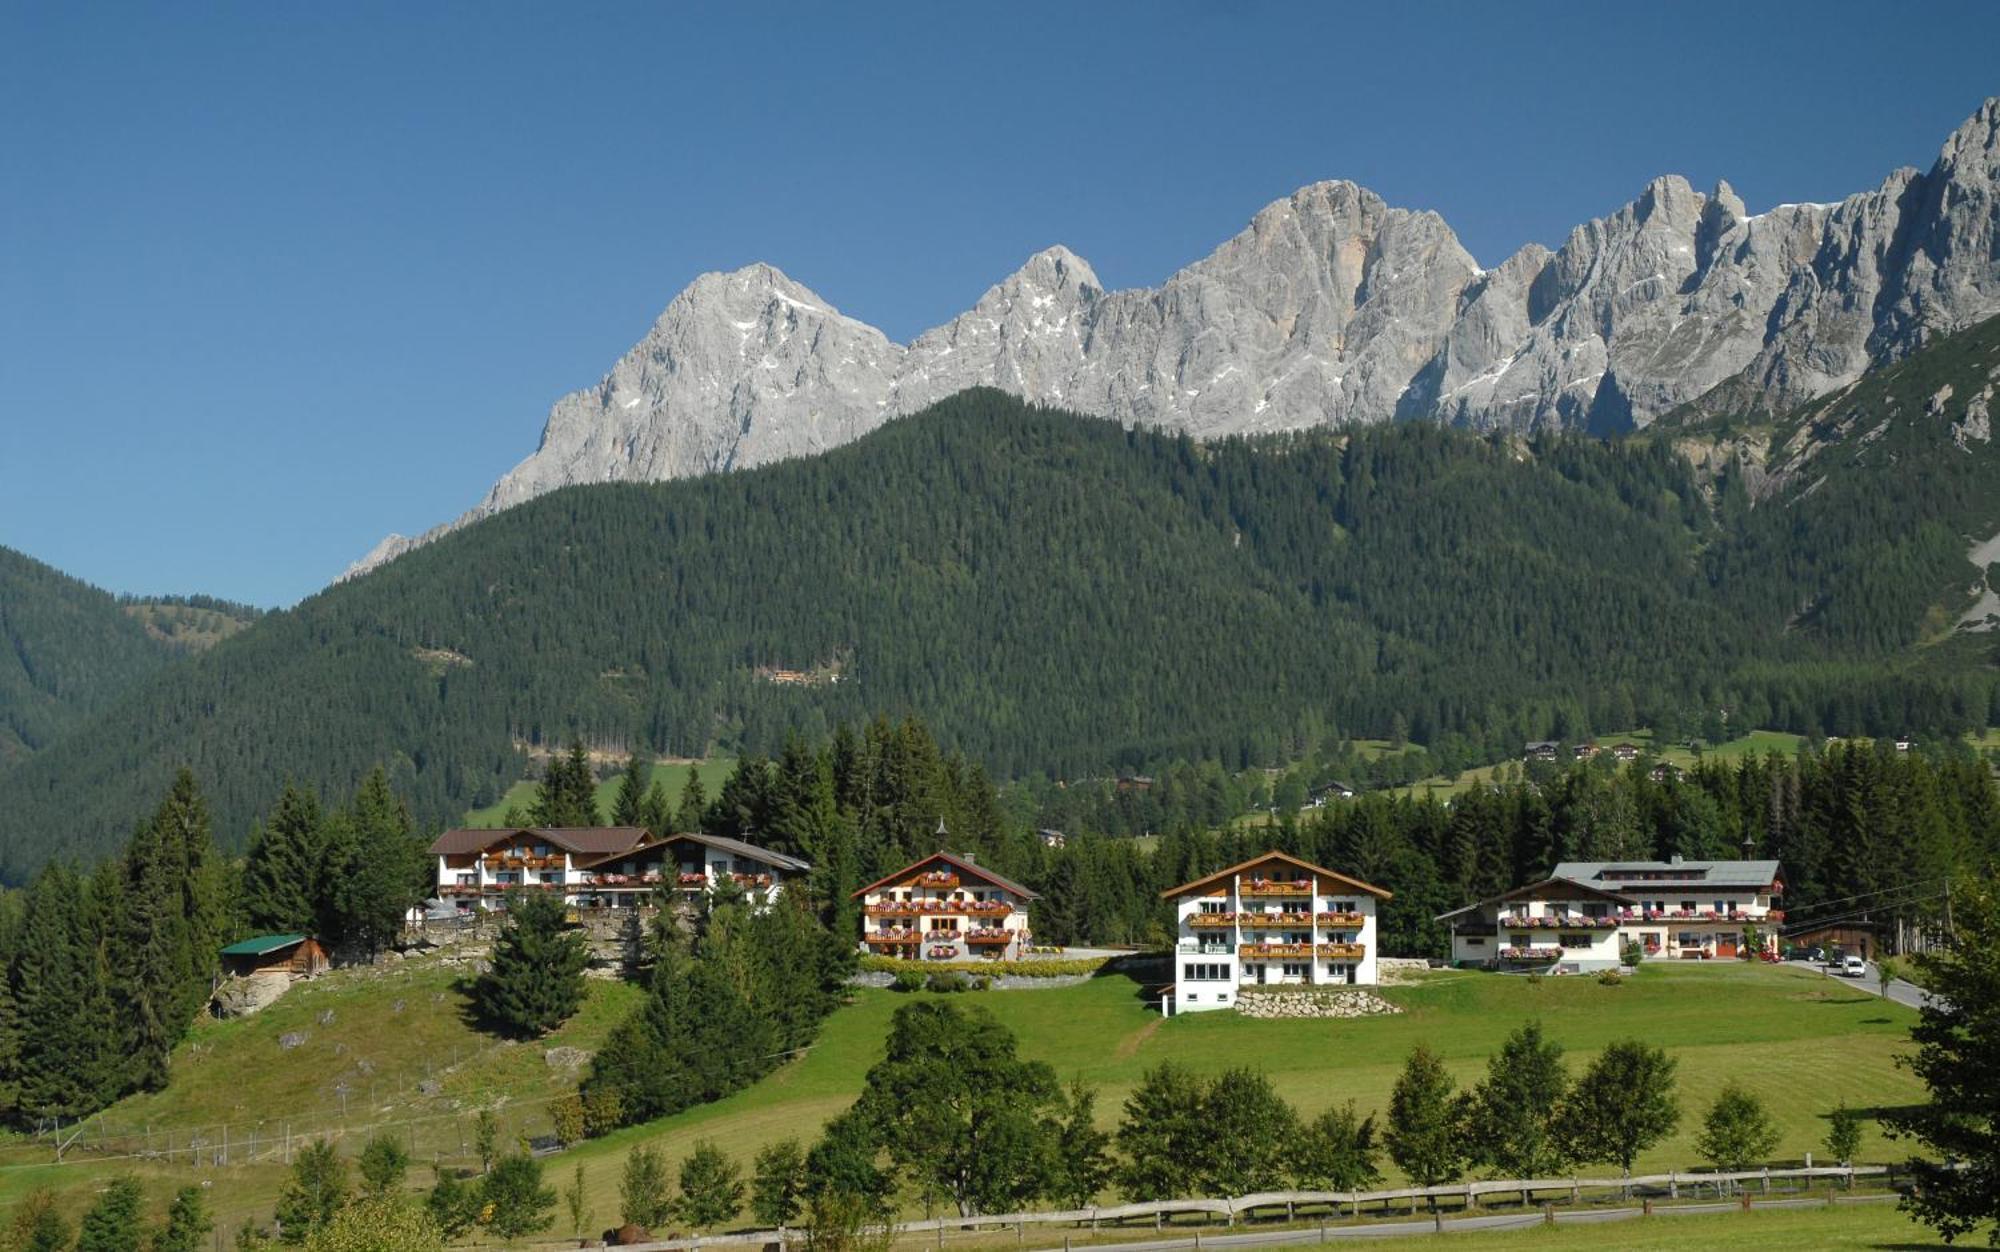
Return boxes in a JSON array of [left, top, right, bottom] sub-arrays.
[[1789, 958, 1935, 1012]]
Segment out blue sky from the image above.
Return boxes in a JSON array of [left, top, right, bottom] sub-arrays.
[[4, 3, 1998, 606]]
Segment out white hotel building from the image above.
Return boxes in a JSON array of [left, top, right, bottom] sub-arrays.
[[1438, 857, 1786, 971], [427, 826, 808, 910], [1162, 851, 1392, 1014]]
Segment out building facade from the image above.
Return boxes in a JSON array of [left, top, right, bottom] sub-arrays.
[[573, 832, 809, 908], [1439, 857, 1785, 971], [1161, 851, 1392, 1014], [852, 851, 1038, 961], [428, 826, 808, 910]]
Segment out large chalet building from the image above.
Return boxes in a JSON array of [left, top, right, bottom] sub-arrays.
[[1439, 856, 1786, 971], [428, 826, 808, 910], [1162, 850, 1392, 1014], [852, 851, 1038, 961]]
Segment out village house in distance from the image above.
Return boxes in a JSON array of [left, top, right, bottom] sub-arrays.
[[1439, 856, 1786, 972], [427, 826, 808, 910], [1162, 850, 1392, 1014], [853, 850, 1038, 961]]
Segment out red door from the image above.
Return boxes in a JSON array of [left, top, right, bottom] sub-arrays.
[[1715, 936, 1737, 958]]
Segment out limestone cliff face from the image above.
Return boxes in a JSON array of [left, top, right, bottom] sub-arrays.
[[349, 98, 2000, 578]]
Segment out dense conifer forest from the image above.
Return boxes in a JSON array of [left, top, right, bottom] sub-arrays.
[[3, 314, 2000, 878]]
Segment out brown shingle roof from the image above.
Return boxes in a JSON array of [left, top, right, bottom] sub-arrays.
[[1160, 849, 1392, 900], [850, 851, 1040, 901], [428, 826, 650, 857], [574, 831, 812, 875]]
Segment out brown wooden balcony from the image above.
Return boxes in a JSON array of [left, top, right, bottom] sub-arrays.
[[1316, 942, 1366, 960], [1189, 913, 1236, 928], [865, 930, 919, 945], [1240, 913, 1313, 929], [865, 902, 920, 918], [1316, 911, 1364, 927], [963, 900, 1014, 917], [924, 929, 963, 943], [731, 872, 774, 889], [1241, 879, 1312, 898], [1240, 942, 1313, 959], [913, 871, 960, 889], [965, 928, 1011, 944]]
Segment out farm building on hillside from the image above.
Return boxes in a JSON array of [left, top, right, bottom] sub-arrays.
[[1162, 849, 1392, 1013], [219, 933, 330, 980]]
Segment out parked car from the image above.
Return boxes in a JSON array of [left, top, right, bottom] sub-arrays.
[[1840, 954, 1867, 978], [1802, 946, 1826, 963]]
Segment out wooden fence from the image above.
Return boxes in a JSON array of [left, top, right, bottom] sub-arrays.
[[599, 1164, 1892, 1252]]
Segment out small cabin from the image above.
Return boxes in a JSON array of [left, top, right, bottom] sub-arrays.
[[219, 934, 330, 980]]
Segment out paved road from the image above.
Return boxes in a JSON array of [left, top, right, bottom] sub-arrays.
[[1022, 1195, 1897, 1250], [1788, 958, 1934, 1012]]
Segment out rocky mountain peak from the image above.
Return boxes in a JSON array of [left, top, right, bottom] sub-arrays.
[[346, 99, 2000, 578]]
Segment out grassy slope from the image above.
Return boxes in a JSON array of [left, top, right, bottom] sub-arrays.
[[461, 757, 736, 826], [1387, 727, 1811, 800], [12, 959, 1918, 1231]]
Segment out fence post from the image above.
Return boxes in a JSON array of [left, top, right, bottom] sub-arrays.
[[1541, 1203, 1554, 1226], [1642, 1198, 1653, 1217], [1667, 1171, 1678, 1200], [1760, 1167, 1770, 1195], [1740, 1191, 1753, 1212]]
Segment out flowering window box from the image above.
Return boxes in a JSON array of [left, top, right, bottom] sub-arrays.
[[677, 872, 708, 886], [1316, 911, 1365, 926]]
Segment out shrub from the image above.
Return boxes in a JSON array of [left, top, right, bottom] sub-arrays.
[[890, 970, 925, 994], [550, 1093, 586, 1147], [1597, 969, 1623, 986], [924, 971, 970, 993]]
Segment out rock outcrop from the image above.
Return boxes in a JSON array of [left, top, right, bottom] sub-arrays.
[[348, 98, 2000, 578]]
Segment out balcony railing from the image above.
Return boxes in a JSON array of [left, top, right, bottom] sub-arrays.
[[1316, 942, 1365, 960], [865, 903, 919, 918], [1498, 915, 1620, 929], [1241, 879, 1312, 897], [1189, 913, 1235, 928], [1316, 911, 1365, 927], [924, 929, 964, 942], [1239, 912, 1313, 929], [1240, 942, 1313, 959], [963, 900, 1014, 917], [863, 898, 977, 915], [1177, 940, 1234, 955], [914, 871, 960, 889], [965, 928, 1011, 944], [731, 872, 774, 889], [866, 930, 919, 944]]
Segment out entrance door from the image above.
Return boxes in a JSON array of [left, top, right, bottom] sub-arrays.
[[1715, 935, 1737, 959], [1255, 963, 1266, 985]]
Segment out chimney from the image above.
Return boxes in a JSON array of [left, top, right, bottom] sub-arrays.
[[961, 852, 977, 865], [1670, 854, 1683, 867]]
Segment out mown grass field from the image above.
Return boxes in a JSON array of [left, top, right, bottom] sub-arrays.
[[1390, 728, 1811, 800], [4, 958, 1926, 1239], [461, 756, 736, 826]]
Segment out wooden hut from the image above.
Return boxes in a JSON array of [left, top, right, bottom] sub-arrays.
[[218, 933, 330, 980]]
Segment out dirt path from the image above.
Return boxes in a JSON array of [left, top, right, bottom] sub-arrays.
[[1114, 1015, 1164, 1061]]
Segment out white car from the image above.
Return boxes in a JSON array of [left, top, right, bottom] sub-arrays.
[[1840, 955, 1867, 978]]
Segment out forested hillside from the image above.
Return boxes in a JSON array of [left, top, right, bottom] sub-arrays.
[[5, 336, 2000, 877], [0, 547, 190, 767]]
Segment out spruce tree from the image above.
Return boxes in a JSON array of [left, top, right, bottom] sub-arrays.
[[478, 1154, 556, 1240], [340, 767, 424, 954], [473, 891, 589, 1037], [74, 1176, 145, 1252], [1051, 1080, 1113, 1208], [612, 757, 648, 828], [13, 863, 95, 1117], [241, 781, 323, 935], [274, 1140, 348, 1243], [151, 1187, 211, 1252], [675, 769, 710, 835]]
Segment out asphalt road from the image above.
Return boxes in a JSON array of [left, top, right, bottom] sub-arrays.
[[1023, 1195, 1897, 1250], [1788, 958, 1934, 1012]]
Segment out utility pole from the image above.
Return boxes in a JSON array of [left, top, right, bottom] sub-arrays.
[[1944, 878, 1955, 943]]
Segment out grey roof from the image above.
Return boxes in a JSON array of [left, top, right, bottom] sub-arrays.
[[1552, 859, 1783, 891], [576, 830, 811, 875], [429, 826, 650, 856]]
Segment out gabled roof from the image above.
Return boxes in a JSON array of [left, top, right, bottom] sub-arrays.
[[850, 851, 1040, 901], [576, 830, 812, 875], [1435, 875, 1632, 922], [1554, 859, 1783, 891], [1160, 849, 1392, 900], [220, 933, 309, 957], [428, 826, 650, 857]]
